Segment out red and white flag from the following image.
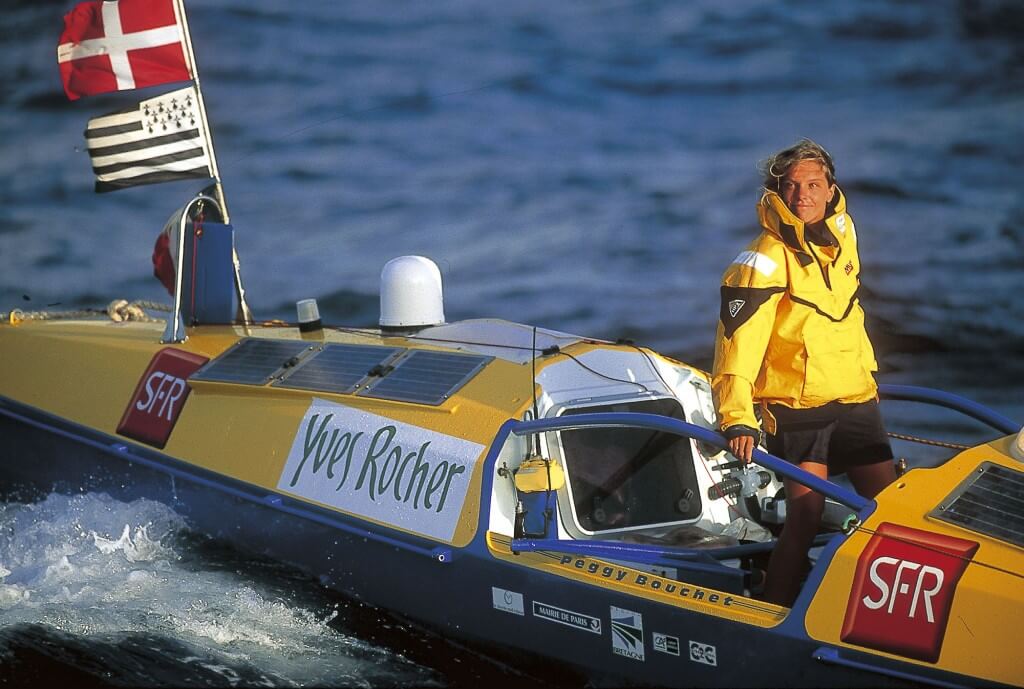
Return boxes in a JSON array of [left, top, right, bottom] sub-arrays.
[[57, 0, 193, 101]]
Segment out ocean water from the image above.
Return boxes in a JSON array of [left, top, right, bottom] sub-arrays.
[[1, 0, 1022, 685]]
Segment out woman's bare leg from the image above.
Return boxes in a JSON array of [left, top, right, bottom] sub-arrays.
[[847, 459, 897, 499], [763, 461, 829, 606]]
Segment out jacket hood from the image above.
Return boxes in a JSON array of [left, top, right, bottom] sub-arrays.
[[757, 187, 849, 261]]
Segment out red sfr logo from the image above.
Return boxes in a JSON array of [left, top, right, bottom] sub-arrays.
[[136, 371, 188, 420], [841, 523, 979, 663], [117, 349, 208, 448], [861, 557, 945, 622]]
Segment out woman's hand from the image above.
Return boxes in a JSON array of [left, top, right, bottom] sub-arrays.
[[728, 435, 755, 464], [723, 425, 760, 464]]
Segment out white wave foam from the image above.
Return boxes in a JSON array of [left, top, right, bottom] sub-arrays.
[[0, 491, 434, 686], [92, 523, 170, 562]]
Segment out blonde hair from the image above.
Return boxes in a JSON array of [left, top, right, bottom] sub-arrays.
[[759, 138, 836, 191]]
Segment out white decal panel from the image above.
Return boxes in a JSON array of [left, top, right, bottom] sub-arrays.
[[278, 398, 484, 541], [689, 640, 717, 666], [492, 587, 525, 616], [532, 602, 602, 634], [653, 632, 680, 656], [610, 606, 645, 661]]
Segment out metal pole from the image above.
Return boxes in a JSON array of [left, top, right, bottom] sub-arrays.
[[171, 0, 227, 221], [171, 0, 253, 323], [161, 201, 193, 344]]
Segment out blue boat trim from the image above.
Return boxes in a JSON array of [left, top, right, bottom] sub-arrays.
[[813, 647, 969, 689], [510, 538, 738, 578], [512, 532, 836, 562], [878, 383, 1020, 435], [473, 417, 518, 550]]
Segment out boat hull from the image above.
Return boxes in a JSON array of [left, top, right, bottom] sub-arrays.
[[2, 397, 983, 688]]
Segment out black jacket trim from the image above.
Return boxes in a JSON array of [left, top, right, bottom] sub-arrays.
[[789, 288, 860, 323], [720, 285, 785, 338], [778, 222, 801, 251], [805, 242, 831, 289]]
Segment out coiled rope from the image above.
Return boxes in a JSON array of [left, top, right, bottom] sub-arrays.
[[3, 300, 172, 325]]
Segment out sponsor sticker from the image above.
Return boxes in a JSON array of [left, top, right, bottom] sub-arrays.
[[840, 522, 979, 662], [532, 601, 602, 634], [278, 398, 484, 542], [117, 348, 209, 448], [689, 640, 717, 666], [610, 606, 644, 661], [492, 587, 524, 616], [653, 632, 680, 657]]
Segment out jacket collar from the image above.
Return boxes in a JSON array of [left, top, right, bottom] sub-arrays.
[[758, 188, 848, 265]]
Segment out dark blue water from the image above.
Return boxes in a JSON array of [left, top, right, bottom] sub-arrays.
[[1, 0, 1022, 685]]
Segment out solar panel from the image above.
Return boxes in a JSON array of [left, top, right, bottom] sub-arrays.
[[190, 338, 315, 385], [931, 462, 1024, 548], [272, 343, 404, 395], [358, 349, 492, 405], [189, 338, 492, 407]]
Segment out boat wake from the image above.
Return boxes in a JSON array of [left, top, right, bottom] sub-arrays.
[[0, 490, 443, 687]]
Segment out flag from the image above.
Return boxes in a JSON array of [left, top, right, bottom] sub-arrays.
[[85, 86, 212, 192], [57, 0, 192, 101]]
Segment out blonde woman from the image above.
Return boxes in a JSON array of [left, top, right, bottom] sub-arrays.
[[712, 139, 896, 606]]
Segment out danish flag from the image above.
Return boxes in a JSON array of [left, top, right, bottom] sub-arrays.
[[57, 0, 193, 101]]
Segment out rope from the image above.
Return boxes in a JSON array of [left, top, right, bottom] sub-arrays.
[[887, 431, 970, 451], [3, 300, 172, 326], [844, 521, 1024, 582]]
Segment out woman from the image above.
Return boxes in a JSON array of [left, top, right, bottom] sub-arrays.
[[711, 139, 896, 606]]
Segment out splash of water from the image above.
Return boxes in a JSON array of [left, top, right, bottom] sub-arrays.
[[0, 492, 439, 687]]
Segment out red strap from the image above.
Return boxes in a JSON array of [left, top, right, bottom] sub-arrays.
[[152, 232, 175, 295]]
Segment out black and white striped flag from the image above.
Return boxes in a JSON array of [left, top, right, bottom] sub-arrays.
[[85, 86, 212, 193]]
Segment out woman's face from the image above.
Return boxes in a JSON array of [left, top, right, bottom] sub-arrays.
[[779, 160, 835, 224]]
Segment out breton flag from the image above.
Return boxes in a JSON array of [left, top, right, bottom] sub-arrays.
[[85, 86, 212, 192], [58, 0, 192, 101]]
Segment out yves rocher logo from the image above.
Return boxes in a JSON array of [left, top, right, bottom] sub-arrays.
[[841, 522, 979, 663]]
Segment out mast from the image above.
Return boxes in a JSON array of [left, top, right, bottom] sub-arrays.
[[170, 0, 253, 325], [172, 0, 227, 221]]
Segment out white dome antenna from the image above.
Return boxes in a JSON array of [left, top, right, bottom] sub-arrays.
[[380, 255, 446, 331]]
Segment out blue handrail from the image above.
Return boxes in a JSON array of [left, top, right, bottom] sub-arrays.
[[511, 533, 835, 563], [877, 384, 1019, 435], [506, 412, 871, 511]]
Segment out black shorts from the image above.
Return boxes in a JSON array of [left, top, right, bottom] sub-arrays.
[[765, 400, 894, 476]]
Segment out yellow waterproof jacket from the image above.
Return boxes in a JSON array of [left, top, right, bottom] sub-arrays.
[[712, 188, 878, 434]]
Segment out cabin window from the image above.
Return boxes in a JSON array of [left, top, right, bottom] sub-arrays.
[[556, 398, 702, 535]]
